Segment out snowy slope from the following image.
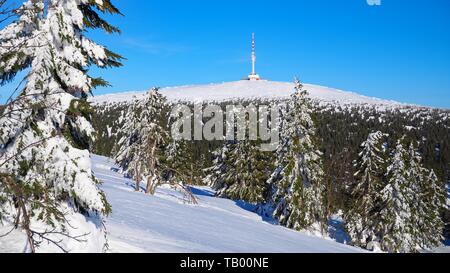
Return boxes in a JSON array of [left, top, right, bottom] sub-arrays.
[[92, 154, 362, 253], [90, 80, 409, 108]]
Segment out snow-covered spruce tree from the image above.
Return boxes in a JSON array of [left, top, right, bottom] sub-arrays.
[[0, 0, 122, 252], [345, 131, 387, 249], [163, 139, 199, 204], [205, 144, 229, 191], [166, 138, 203, 185], [406, 142, 428, 250], [406, 143, 445, 250], [114, 97, 142, 191], [218, 139, 272, 205], [271, 79, 327, 232], [115, 88, 169, 195], [263, 102, 289, 212], [417, 168, 446, 249], [378, 139, 446, 253], [139, 88, 169, 195], [378, 139, 415, 252]]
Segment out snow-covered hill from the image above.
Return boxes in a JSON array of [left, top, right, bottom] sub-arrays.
[[92, 155, 362, 253], [90, 80, 410, 109]]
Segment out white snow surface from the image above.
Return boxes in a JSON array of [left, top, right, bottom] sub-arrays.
[[90, 80, 409, 107], [92, 154, 362, 253], [0, 203, 106, 253]]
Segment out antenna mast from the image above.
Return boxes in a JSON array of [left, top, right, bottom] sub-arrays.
[[248, 33, 260, 81], [252, 33, 256, 75]]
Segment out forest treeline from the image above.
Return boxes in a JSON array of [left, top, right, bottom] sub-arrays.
[[91, 87, 450, 252]]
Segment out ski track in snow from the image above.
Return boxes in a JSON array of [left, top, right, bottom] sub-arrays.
[[92, 154, 363, 253]]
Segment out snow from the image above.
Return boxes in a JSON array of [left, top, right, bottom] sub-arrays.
[[90, 80, 410, 108], [0, 203, 106, 253], [91, 154, 363, 253]]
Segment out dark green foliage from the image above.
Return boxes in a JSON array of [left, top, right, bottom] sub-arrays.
[[63, 99, 95, 150], [314, 106, 450, 214], [163, 139, 206, 186], [18, 160, 30, 177], [345, 131, 387, 249], [68, 99, 94, 121], [80, 0, 123, 33], [0, 51, 32, 85], [270, 83, 327, 232], [219, 140, 274, 204]]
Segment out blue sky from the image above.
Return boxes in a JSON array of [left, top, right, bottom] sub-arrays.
[[1, 0, 450, 108]]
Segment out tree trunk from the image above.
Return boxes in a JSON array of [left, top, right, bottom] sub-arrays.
[[145, 143, 158, 195], [145, 176, 151, 194], [135, 168, 140, 192], [145, 175, 157, 195], [135, 180, 140, 192]]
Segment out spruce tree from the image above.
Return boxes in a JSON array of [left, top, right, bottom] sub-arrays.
[[215, 104, 274, 205], [219, 139, 272, 205], [346, 131, 387, 249], [161, 139, 199, 204], [406, 143, 445, 250], [271, 79, 326, 232], [166, 139, 197, 185], [406, 142, 428, 250], [115, 97, 142, 190], [0, 0, 122, 252], [377, 139, 446, 252], [115, 88, 169, 195], [421, 169, 446, 248], [205, 144, 229, 191], [414, 169, 446, 249], [379, 140, 415, 252], [139, 88, 168, 194]]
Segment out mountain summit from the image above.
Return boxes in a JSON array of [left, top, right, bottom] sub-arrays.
[[91, 80, 409, 108]]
